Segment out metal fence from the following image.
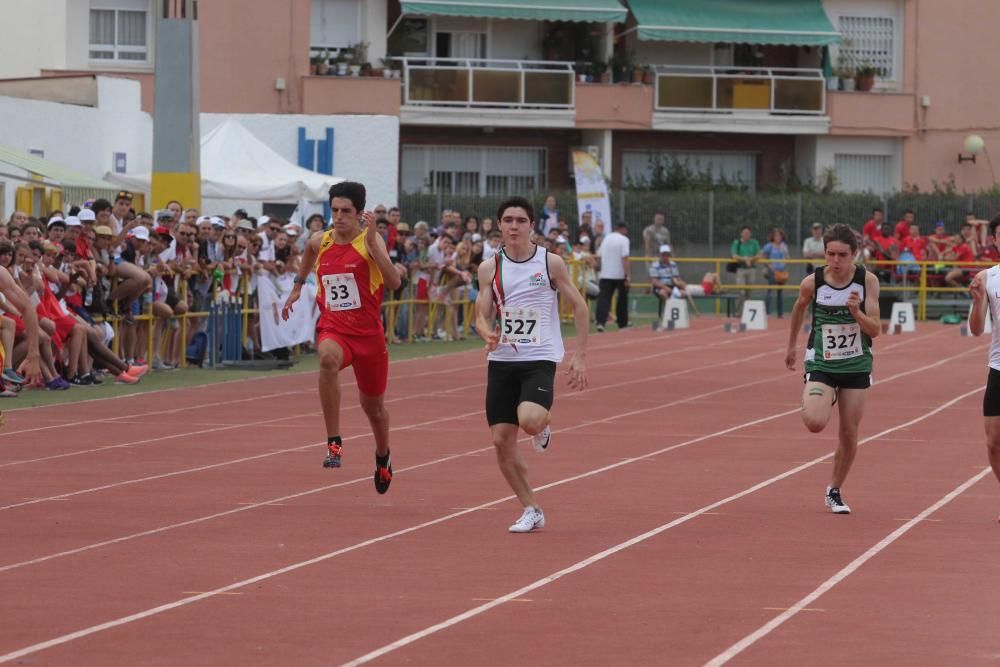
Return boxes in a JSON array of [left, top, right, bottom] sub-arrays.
[[400, 189, 1000, 260]]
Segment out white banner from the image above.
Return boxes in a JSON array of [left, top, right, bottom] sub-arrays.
[[572, 150, 612, 232]]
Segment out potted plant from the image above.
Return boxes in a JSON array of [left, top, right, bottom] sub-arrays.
[[642, 65, 655, 85], [333, 51, 349, 76], [855, 62, 882, 92], [610, 48, 634, 84], [835, 47, 855, 91], [348, 41, 368, 77], [592, 60, 610, 84]]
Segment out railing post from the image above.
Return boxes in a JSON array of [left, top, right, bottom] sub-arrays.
[[708, 190, 715, 257]]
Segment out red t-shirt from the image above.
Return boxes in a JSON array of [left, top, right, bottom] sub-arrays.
[[863, 219, 883, 240], [314, 230, 385, 337], [951, 243, 976, 268], [894, 220, 911, 239], [928, 232, 951, 255], [979, 244, 1000, 263], [901, 235, 927, 260], [75, 235, 92, 260]]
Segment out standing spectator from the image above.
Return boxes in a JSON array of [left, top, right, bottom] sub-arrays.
[[482, 230, 502, 262], [592, 219, 606, 254], [595, 221, 631, 332], [642, 211, 671, 258], [481, 217, 495, 236], [802, 222, 825, 273], [760, 228, 790, 318], [730, 225, 760, 313], [539, 195, 559, 236]]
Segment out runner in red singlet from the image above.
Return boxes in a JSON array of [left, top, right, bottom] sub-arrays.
[[282, 182, 402, 493]]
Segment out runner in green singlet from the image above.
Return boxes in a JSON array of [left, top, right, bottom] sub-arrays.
[[786, 224, 882, 514]]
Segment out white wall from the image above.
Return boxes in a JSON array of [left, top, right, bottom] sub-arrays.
[[0, 0, 70, 78]]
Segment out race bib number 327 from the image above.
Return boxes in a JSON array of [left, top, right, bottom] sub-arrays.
[[821, 323, 862, 360], [322, 273, 361, 311], [501, 307, 541, 346]]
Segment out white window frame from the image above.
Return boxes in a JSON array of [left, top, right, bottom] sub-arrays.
[[833, 153, 895, 194], [89, 5, 150, 64], [828, 1, 903, 90], [309, 0, 362, 52]]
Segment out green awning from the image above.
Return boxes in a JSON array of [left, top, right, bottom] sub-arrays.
[[400, 0, 628, 23], [0, 143, 115, 189], [629, 0, 841, 46]]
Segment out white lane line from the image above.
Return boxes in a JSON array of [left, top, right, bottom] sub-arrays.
[[0, 326, 758, 443], [340, 387, 983, 667], [0, 351, 786, 564], [0, 363, 976, 663], [0, 325, 700, 419], [0, 336, 971, 570], [704, 465, 994, 667], [0, 341, 783, 499], [0, 379, 802, 664]]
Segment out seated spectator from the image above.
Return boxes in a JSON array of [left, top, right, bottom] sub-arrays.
[[944, 222, 979, 288], [897, 222, 926, 280], [862, 207, 884, 243], [649, 245, 681, 316], [866, 221, 899, 282], [927, 221, 952, 260]]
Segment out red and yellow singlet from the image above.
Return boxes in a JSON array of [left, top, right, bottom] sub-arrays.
[[314, 229, 385, 337]]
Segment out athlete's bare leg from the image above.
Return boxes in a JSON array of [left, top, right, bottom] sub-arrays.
[[490, 422, 539, 509], [984, 416, 1000, 485], [801, 381, 836, 433], [317, 337, 345, 438], [831, 388, 865, 488], [516, 401, 549, 436], [359, 391, 390, 457]]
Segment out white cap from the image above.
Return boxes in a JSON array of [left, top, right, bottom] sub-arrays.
[[210, 216, 225, 228], [659, 244, 672, 254], [578, 235, 591, 244], [129, 226, 150, 241], [258, 215, 270, 227], [64, 216, 82, 227], [284, 226, 299, 237], [78, 209, 96, 222], [196, 215, 212, 225], [471, 233, 482, 242]]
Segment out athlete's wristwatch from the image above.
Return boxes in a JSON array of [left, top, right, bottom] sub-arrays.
[[293, 276, 307, 285]]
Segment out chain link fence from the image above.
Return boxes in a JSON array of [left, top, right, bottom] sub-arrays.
[[400, 189, 1000, 258]]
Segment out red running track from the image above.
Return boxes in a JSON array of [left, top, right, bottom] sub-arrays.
[[1, 319, 998, 666]]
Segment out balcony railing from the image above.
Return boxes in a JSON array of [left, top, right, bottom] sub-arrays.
[[654, 66, 825, 115], [399, 57, 575, 109]]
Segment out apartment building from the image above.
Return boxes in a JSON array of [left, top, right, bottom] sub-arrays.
[[1, 0, 997, 200]]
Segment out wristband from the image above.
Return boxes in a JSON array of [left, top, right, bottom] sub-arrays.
[[293, 276, 307, 285]]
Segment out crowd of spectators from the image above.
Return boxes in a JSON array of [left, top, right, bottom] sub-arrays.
[[4, 190, 991, 399]]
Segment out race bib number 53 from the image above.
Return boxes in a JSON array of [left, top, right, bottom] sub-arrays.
[[501, 307, 541, 346], [322, 273, 361, 311], [821, 323, 862, 360]]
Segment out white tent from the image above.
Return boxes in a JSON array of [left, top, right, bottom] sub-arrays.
[[108, 117, 342, 201]]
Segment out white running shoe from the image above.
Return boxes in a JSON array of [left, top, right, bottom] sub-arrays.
[[825, 486, 851, 514], [509, 507, 545, 533], [531, 426, 551, 453]]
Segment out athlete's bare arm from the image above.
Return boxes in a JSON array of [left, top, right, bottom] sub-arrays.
[[474, 259, 499, 352], [850, 271, 881, 338], [969, 269, 989, 336], [281, 232, 323, 320], [547, 252, 588, 390], [786, 273, 816, 370]]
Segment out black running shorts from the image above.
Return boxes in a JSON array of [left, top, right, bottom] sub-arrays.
[[983, 368, 1000, 417], [804, 370, 871, 390], [486, 360, 557, 426]]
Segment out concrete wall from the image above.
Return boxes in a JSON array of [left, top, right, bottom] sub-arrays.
[[0, 0, 69, 78], [0, 77, 153, 215]]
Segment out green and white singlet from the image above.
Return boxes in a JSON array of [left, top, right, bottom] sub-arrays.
[[804, 266, 873, 375]]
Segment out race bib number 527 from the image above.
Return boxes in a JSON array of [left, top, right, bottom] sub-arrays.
[[322, 273, 361, 311], [501, 307, 541, 346]]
